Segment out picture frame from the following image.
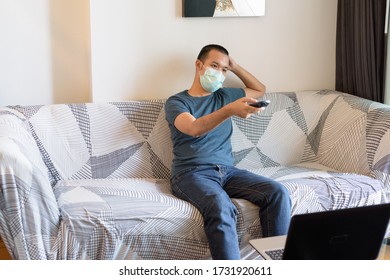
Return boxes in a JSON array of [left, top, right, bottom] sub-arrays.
[[183, 0, 265, 17]]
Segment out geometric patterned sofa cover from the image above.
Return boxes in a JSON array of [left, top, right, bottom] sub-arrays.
[[0, 90, 389, 259]]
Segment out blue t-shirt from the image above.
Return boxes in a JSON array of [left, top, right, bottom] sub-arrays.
[[165, 88, 245, 177]]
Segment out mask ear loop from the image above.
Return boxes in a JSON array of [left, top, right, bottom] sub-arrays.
[[197, 60, 206, 79]]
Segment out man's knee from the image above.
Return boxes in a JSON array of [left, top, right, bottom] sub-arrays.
[[202, 193, 237, 219]]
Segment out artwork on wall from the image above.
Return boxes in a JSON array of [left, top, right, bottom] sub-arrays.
[[183, 0, 265, 17]]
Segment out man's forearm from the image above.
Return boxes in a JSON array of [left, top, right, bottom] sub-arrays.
[[174, 97, 260, 137], [231, 64, 265, 93], [187, 105, 233, 137]]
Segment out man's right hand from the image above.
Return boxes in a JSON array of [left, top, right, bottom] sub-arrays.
[[226, 97, 263, 119]]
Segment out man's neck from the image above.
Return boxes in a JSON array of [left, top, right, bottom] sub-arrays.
[[188, 84, 212, 97]]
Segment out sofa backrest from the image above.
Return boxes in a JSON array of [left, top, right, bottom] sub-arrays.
[[8, 100, 172, 185], [231, 90, 389, 186], [231, 90, 335, 169], [5, 90, 390, 189]]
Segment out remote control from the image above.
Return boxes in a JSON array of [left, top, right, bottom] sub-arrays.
[[249, 100, 271, 108]]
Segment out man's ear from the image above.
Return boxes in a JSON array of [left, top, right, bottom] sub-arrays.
[[195, 59, 203, 71]]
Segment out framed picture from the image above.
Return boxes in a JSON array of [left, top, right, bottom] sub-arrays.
[[183, 0, 265, 17]]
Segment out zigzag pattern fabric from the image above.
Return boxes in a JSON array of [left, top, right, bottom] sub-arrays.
[[0, 90, 389, 259]]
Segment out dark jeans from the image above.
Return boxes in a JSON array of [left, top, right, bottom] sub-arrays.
[[171, 165, 291, 260]]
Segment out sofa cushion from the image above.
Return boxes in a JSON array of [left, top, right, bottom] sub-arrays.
[[52, 161, 387, 259], [249, 162, 388, 215], [53, 178, 261, 259]]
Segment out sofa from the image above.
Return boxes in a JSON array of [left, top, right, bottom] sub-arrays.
[[0, 89, 389, 260]]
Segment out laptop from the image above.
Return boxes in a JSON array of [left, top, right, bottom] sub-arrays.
[[249, 203, 390, 260]]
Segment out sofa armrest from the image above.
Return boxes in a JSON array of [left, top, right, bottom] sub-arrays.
[[366, 103, 390, 200], [0, 110, 60, 259]]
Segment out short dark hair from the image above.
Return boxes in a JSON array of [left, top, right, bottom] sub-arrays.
[[197, 44, 229, 62]]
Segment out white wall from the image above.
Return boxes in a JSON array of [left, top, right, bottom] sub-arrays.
[[0, 0, 337, 106], [0, 0, 91, 106], [386, 33, 390, 105], [49, 0, 91, 104], [90, 0, 338, 102], [0, 0, 53, 106], [385, 0, 390, 105]]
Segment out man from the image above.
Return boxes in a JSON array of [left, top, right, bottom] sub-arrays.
[[165, 44, 291, 260]]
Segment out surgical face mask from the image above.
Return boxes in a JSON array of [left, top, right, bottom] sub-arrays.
[[199, 67, 226, 93]]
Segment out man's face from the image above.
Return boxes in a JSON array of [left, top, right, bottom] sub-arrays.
[[197, 49, 229, 76]]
